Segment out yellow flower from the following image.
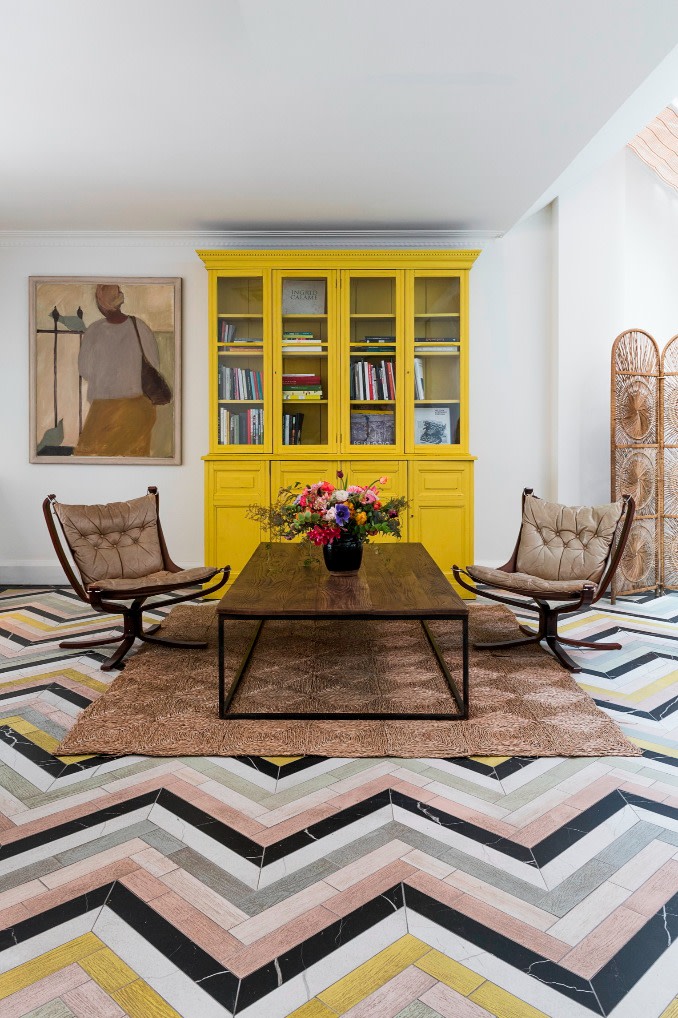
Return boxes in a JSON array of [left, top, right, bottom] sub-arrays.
[[355, 511, 367, 525], [348, 503, 356, 515]]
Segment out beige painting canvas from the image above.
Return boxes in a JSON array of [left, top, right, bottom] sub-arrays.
[[29, 277, 181, 464]]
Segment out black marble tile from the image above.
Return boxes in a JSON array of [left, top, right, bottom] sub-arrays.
[[391, 789, 537, 866], [405, 883, 603, 1015], [618, 790, 678, 823], [0, 790, 159, 861], [641, 749, 678, 769], [156, 788, 264, 865], [108, 882, 240, 1011], [0, 883, 112, 950], [592, 890, 678, 1015], [262, 789, 391, 867], [235, 884, 405, 1012], [533, 791, 627, 867]]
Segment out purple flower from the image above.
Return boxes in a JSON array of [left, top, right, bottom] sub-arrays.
[[335, 503, 350, 526], [336, 469, 344, 479]]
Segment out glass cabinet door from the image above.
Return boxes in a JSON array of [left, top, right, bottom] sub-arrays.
[[273, 271, 335, 452], [215, 275, 267, 451], [344, 273, 401, 452], [410, 275, 462, 451]]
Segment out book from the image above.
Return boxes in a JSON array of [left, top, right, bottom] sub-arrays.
[[219, 321, 236, 342], [283, 331, 315, 339], [350, 358, 395, 400], [414, 358, 425, 399], [363, 336, 395, 343], [350, 409, 395, 445], [282, 412, 304, 445], [282, 280, 326, 315], [414, 406, 459, 445], [283, 392, 323, 400]]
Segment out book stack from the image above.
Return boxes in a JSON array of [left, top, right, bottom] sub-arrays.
[[350, 359, 395, 400], [282, 412, 304, 445], [282, 331, 322, 353], [350, 410, 395, 445], [218, 365, 263, 400], [219, 407, 263, 445], [282, 373, 323, 400]]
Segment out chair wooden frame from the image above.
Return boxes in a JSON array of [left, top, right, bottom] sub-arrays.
[[453, 488, 635, 673], [43, 486, 230, 671]]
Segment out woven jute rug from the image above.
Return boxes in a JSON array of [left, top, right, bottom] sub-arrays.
[[57, 603, 640, 759]]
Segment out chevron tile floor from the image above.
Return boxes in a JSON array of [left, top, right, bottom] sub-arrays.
[[0, 588, 677, 1017]]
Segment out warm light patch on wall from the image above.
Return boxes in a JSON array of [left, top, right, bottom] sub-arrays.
[[628, 104, 678, 191]]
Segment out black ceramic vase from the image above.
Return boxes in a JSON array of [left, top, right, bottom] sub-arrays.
[[322, 534, 364, 573]]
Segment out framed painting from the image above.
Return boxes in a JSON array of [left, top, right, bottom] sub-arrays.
[[29, 276, 181, 464]]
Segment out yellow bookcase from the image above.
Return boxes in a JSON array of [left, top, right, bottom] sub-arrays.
[[198, 249, 479, 593]]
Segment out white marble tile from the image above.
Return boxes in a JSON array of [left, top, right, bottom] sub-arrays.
[[497, 757, 565, 795], [148, 803, 261, 889], [275, 757, 352, 791], [392, 804, 547, 888], [206, 757, 277, 792], [258, 804, 393, 888], [540, 805, 638, 890], [609, 838, 677, 890], [606, 936, 678, 1018], [0, 912, 99, 974], [421, 782, 511, 819], [0, 738, 54, 792], [468, 945, 598, 1018], [548, 880, 633, 945]]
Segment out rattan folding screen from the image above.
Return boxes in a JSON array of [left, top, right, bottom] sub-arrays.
[[610, 328, 678, 598]]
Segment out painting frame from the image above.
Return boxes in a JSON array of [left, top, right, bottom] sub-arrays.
[[29, 276, 182, 465]]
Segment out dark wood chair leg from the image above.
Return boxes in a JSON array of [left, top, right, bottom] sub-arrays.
[[139, 633, 208, 649], [545, 635, 581, 673], [474, 633, 541, 650], [59, 633, 124, 649], [100, 635, 137, 671], [557, 635, 621, 651]]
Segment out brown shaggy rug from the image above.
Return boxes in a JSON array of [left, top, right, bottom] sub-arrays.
[[57, 603, 640, 759]]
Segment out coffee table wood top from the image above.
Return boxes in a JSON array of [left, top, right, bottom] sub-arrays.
[[217, 542, 467, 619]]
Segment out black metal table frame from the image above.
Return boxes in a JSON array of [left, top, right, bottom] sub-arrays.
[[218, 612, 469, 721]]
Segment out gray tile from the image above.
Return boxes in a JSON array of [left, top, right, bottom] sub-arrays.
[[638, 766, 678, 788], [0, 762, 42, 800], [394, 1003, 443, 1018], [658, 829, 678, 848], [0, 856, 62, 893], [24, 1001, 77, 1018], [170, 847, 257, 913], [591, 820, 663, 870], [417, 767, 505, 803], [538, 859, 615, 917], [55, 819, 157, 864], [176, 758, 271, 803], [497, 759, 591, 809], [324, 824, 400, 867], [141, 828, 186, 855]]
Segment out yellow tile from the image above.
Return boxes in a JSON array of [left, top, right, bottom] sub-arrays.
[[58, 753, 96, 764], [416, 949, 485, 995], [471, 981, 548, 1018], [0, 717, 38, 735], [319, 934, 429, 1013], [630, 737, 678, 758], [470, 756, 509, 766], [263, 756, 303, 765], [112, 978, 183, 1018], [660, 999, 678, 1018], [287, 1000, 339, 1018], [81, 946, 138, 992], [0, 932, 102, 999], [0, 668, 107, 694], [24, 729, 60, 753], [580, 669, 678, 703]]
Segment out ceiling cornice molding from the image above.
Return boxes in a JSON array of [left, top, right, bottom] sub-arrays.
[[0, 229, 499, 249]]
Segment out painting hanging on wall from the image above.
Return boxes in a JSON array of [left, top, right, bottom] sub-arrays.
[[29, 276, 181, 464]]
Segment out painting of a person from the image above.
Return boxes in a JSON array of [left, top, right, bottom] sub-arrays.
[[75, 283, 162, 456]]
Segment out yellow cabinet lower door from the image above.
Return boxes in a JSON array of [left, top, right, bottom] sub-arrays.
[[408, 459, 474, 596], [205, 459, 269, 592], [344, 460, 407, 541]]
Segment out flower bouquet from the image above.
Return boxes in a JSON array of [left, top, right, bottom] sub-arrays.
[[247, 472, 409, 572]]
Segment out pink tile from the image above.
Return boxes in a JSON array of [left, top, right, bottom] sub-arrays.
[[130, 846, 179, 877], [325, 860, 416, 917], [2, 962, 89, 1018], [229, 881, 337, 944], [344, 964, 436, 1017], [63, 977, 126, 1017], [420, 982, 490, 1018], [449, 893, 569, 963], [160, 867, 248, 927], [255, 804, 337, 846], [166, 778, 265, 837], [329, 774, 395, 810], [228, 906, 336, 978], [41, 838, 149, 888], [565, 776, 622, 810], [625, 859, 678, 917], [511, 804, 581, 846], [23, 860, 139, 918], [404, 870, 464, 909], [326, 840, 411, 891], [0, 902, 29, 928], [149, 890, 241, 966], [389, 778, 437, 802], [119, 867, 168, 901], [563, 906, 649, 978]]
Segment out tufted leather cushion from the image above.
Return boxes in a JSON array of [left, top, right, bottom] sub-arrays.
[[515, 494, 624, 583], [54, 494, 164, 586], [467, 564, 596, 599], [87, 566, 218, 595]]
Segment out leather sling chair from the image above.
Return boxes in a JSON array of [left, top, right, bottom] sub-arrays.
[[452, 489, 635, 673], [43, 487, 230, 671]]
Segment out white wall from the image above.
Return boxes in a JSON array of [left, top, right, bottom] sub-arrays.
[[624, 148, 678, 340], [470, 208, 554, 563], [0, 240, 209, 583]]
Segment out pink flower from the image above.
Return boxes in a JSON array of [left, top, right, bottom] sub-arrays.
[[379, 476, 388, 485], [347, 485, 363, 494], [362, 488, 378, 503], [307, 524, 340, 545]]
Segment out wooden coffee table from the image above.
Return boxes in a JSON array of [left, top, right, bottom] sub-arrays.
[[216, 542, 469, 721]]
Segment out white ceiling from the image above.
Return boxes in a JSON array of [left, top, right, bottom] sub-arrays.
[[3, 0, 678, 234]]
